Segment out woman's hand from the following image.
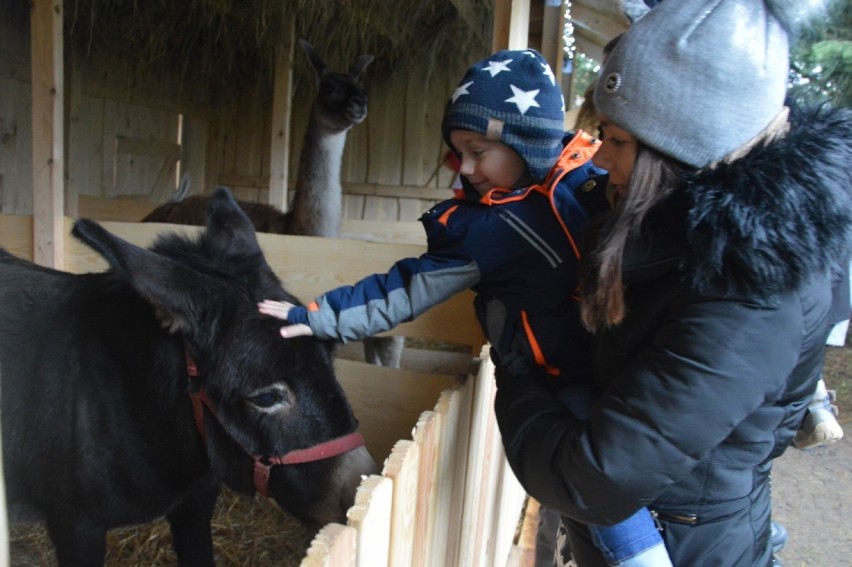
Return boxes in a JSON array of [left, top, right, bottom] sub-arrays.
[[257, 300, 314, 338]]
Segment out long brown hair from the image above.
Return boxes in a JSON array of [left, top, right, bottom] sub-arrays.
[[579, 142, 686, 331]]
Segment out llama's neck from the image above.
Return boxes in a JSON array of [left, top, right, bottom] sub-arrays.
[[289, 114, 348, 238]]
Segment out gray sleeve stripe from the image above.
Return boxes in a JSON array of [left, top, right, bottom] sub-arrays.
[[409, 261, 481, 317], [310, 261, 481, 342]]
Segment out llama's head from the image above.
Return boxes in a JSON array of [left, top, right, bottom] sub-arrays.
[[300, 39, 374, 132]]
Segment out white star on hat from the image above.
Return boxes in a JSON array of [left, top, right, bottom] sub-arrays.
[[541, 63, 556, 86], [451, 81, 473, 103], [482, 59, 512, 77], [505, 85, 540, 115]]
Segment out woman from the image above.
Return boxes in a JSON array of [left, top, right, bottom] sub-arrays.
[[493, 1, 852, 565]]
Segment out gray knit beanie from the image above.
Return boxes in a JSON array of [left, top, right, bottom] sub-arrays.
[[594, 0, 792, 168], [442, 49, 566, 182]]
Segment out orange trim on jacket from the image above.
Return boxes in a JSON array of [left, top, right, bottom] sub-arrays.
[[543, 130, 600, 260], [438, 205, 460, 227], [521, 311, 561, 376]]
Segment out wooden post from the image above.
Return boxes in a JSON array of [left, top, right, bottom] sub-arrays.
[[508, 0, 531, 50], [268, 15, 296, 211], [492, 0, 531, 52], [492, 0, 512, 52], [541, 0, 565, 85], [30, 0, 65, 268]]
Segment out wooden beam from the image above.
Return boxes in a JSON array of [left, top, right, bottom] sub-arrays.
[[541, 0, 565, 85], [216, 177, 453, 202], [573, 33, 605, 63], [268, 15, 295, 211], [492, 0, 531, 52], [30, 0, 65, 268], [0, 214, 34, 261], [492, 0, 512, 52], [344, 182, 450, 201], [571, 3, 629, 48], [509, 0, 531, 50]]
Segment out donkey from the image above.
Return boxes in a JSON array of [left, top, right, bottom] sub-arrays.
[[143, 40, 405, 367], [0, 188, 377, 566]]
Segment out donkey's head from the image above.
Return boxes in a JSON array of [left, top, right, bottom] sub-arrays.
[[300, 39, 374, 131], [71, 188, 377, 525]]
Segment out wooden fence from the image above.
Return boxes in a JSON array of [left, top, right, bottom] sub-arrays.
[[0, 213, 539, 566], [74, 182, 452, 223]]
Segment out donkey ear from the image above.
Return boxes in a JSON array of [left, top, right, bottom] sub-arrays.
[[299, 39, 327, 77], [72, 219, 211, 335], [202, 187, 264, 262], [349, 54, 374, 78]]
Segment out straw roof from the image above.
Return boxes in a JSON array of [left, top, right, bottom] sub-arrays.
[[63, 0, 493, 101]]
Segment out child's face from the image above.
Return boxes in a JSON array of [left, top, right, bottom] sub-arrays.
[[592, 116, 637, 202], [449, 130, 527, 196]]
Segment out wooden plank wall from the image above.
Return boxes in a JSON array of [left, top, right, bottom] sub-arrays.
[[220, 58, 468, 221], [0, 4, 33, 216], [75, 192, 430, 245], [1, 8, 471, 217], [69, 95, 181, 202]]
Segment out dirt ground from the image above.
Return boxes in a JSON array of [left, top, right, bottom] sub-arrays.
[[771, 341, 852, 567], [773, 438, 851, 566]]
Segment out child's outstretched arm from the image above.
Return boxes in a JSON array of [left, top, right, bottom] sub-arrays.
[[258, 250, 480, 343], [258, 300, 314, 338]]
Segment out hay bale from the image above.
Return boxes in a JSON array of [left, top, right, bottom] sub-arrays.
[[64, 0, 492, 101]]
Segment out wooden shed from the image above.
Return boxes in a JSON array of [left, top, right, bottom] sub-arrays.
[[0, 0, 632, 265], [0, 1, 635, 565]]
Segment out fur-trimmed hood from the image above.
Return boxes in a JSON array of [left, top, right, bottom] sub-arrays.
[[639, 105, 852, 298]]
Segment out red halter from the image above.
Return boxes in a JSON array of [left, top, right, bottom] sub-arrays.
[[184, 349, 365, 497]]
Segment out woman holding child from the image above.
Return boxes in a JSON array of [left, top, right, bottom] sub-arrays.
[[493, 1, 852, 565]]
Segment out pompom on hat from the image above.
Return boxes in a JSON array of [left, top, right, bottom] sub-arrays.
[[594, 0, 801, 169], [442, 49, 566, 183]]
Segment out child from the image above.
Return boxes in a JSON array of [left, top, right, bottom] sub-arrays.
[[259, 49, 671, 567]]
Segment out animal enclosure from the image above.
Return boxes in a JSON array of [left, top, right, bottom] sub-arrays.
[[1, 1, 634, 563], [0, 212, 535, 566]]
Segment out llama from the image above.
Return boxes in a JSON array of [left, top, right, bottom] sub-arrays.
[[288, 39, 373, 237], [143, 40, 405, 367]]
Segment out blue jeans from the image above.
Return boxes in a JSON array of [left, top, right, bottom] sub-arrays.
[[589, 508, 666, 566], [556, 386, 669, 566]]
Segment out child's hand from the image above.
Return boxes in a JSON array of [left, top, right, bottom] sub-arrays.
[[258, 300, 315, 339], [258, 299, 294, 320]]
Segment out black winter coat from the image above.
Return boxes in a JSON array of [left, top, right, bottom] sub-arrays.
[[494, 105, 852, 566]]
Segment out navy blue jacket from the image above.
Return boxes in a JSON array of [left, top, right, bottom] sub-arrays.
[[287, 131, 607, 382]]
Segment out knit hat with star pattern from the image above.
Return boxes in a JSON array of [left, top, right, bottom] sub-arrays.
[[594, 0, 799, 168], [442, 49, 566, 183]]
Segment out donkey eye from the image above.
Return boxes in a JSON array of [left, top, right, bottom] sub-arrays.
[[252, 392, 282, 407], [248, 385, 291, 411]]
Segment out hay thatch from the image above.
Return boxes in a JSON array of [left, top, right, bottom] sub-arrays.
[[59, 0, 493, 102], [9, 487, 315, 566]]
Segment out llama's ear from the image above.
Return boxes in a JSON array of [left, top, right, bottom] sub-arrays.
[[349, 54, 374, 79], [299, 39, 327, 77]]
